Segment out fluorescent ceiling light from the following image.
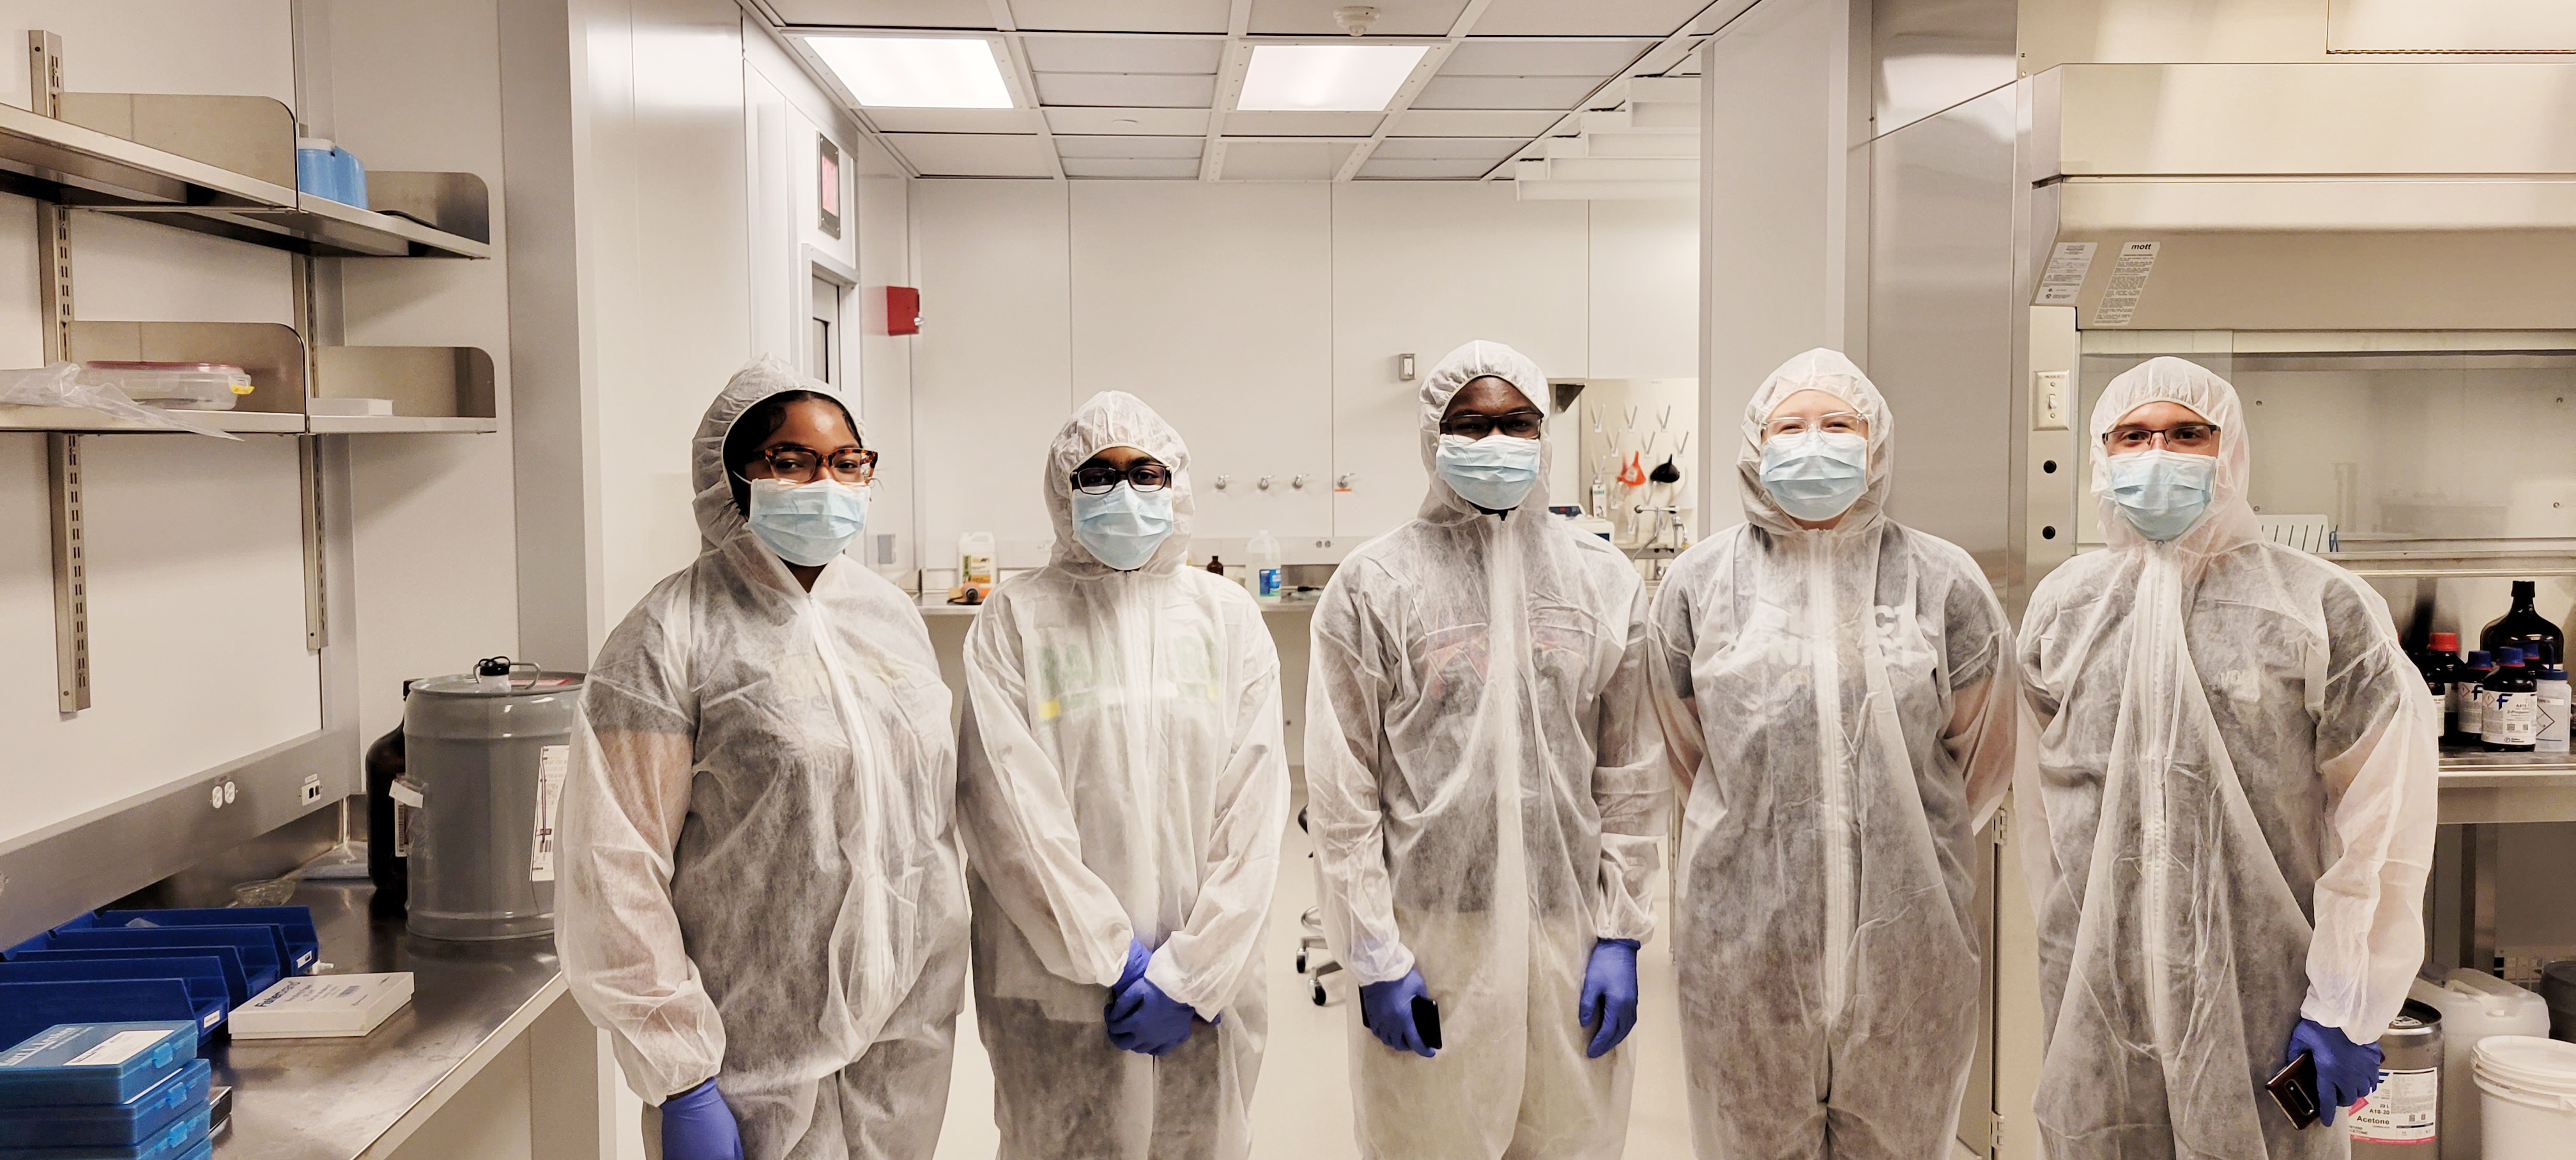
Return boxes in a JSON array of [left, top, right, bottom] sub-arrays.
[[806, 36, 1014, 109], [1237, 43, 1428, 112]]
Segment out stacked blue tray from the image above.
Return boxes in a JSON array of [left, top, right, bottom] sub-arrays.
[[0, 906, 318, 1047], [0, 1023, 212, 1160]]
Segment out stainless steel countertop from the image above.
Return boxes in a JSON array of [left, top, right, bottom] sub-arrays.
[[209, 880, 564, 1160], [913, 591, 1321, 617]]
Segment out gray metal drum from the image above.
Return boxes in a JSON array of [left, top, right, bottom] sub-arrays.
[[2543, 961, 2576, 1042], [2352, 999, 2444, 1157], [400, 670, 584, 940]]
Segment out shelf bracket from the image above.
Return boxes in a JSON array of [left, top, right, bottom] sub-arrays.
[[27, 31, 61, 118], [298, 438, 328, 651], [47, 434, 89, 712]]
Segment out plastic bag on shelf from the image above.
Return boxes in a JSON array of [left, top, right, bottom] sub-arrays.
[[0, 362, 241, 439]]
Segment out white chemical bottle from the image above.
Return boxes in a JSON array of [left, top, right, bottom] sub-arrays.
[[1246, 530, 1282, 604], [2538, 662, 2570, 754], [958, 531, 996, 588]]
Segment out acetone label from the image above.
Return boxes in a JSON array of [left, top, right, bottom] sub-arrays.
[[2348, 1067, 2438, 1143], [530, 744, 569, 881]]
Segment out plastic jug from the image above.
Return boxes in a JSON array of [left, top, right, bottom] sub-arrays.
[[958, 532, 997, 587], [1246, 530, 1282, 604], [2411, 968, 2553, 1160]]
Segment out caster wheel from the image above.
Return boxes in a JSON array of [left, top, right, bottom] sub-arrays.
[[1295, 950, 1308, 973], [1310, 979, 1328, 1007]]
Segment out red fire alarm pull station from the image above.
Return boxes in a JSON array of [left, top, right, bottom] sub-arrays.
[[884, 286, 921, 335]]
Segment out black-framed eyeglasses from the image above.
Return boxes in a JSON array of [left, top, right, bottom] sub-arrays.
[[2101, 423, 2220, 452], [757, 445, 877, 484], [1441, 411, 1545, 440], [1071, 462, 1172, 494]]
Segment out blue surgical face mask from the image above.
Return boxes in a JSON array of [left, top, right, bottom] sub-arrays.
[[2103, 448, 2216, 542], [1071, 482, 1175, 570], [1435, 433, 1543, 512], [1758, 431, 1869, 522], [746, 477, 869, 567]]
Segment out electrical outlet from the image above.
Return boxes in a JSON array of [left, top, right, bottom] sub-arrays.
[[2034, 371, 2070, 431], [300, 774, 324, 805]]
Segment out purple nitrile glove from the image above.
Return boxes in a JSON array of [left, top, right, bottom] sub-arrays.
[[1106, 977, 1201, 1056], [1358, 968, 1436, 1058], [659, 1078, 744, 1160], [1577, 938, 1641, 1058], [2288, 1019, 2384, 1127]]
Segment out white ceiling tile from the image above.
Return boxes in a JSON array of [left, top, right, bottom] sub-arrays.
[[1368, 137, 1522, 161], [1216, 140, 1356, 180], [1248, 0, 1469, 36], [1052, 135, 1204, 158], [1218, 110, 1384, 137], [1443, 39, 1654, 77], [884, 133, 1057, 176], [1035, 71, 1218, 106], [772, 0, 999, 27], [1410, 74, 1606, 109], [1468, 0, 1711, 36], [1354, 157, 1495, 179], [1022, 36, 1223, 73], [1062, 157, 1204, 178], [1045, 106, 1211, 135], [1388, 109, 1563, 137], [1006, 0, 1230, 33], [861, 107, 1045, 134]]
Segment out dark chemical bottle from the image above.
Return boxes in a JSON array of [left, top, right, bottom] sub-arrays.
[[2452, 650, 2497, 746], [365, 679, 416, 917], [2413, 631, 2459, 736], [2481, 647, 2539, 752], [2480, 580, 2564, 675]]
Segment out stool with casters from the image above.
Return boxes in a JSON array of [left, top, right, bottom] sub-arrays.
[[1292, 807, 1343, 1007]]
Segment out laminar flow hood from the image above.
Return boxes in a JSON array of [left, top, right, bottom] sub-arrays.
[[2026, 63, 2576, 331]]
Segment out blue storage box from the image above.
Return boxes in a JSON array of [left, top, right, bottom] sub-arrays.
[[0, 1103, 208, 1159], [0, 1058, 206, 1147], [0, 963, 225, 1038], [68, 909, 319, 977], [0, 1024, 192, 1108], [5, 951, 250, 1010], [32, 931, 279, 999], [0, 987, 197, 1067]]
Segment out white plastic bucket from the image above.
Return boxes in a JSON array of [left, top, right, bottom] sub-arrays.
[[2473, 1036, 2576, 1160], [2411, 971, 2553, 1160]]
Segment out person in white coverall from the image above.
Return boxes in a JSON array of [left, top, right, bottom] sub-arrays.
[[2016, 356, 2437, 1158], [1649, 349, 2016, 1159], [1305, 339, 1666, 1160], [558, 358, 969, 1160], [957, 391, 1289, 1160]]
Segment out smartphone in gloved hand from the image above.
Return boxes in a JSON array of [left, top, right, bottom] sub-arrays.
[[1413, 996, 1443, 1052], [2265, 1051, 2320, 1129]]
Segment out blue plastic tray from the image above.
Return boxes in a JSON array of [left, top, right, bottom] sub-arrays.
[[0, 1058, 207, 1147], [68, 908, 319, 977], [31, 931, 278, 1000], [0, 1023, 194, 1108], [0, 963, 225, 1039], [0, 1103, 208, 1158], [4, 951, 250, 1010], [0, 987, 197, 1073]]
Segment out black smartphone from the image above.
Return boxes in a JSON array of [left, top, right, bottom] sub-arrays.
[[1413, 995, 1443, 1051], [2265, 1051, 2321, 1129]]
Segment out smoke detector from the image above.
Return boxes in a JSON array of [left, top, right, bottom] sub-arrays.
[[1333, 6, 1379, 36]]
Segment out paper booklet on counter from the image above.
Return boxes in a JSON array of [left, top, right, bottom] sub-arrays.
[[229, 972, 413, 1039]]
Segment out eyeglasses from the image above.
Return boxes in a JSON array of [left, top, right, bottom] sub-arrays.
[[1071, 462, 1172, 494], [1441, 412, 1545, 440], [756, 445, 877, 485], [1761, 411, 1866, 439], [2102, 423, 2220, 452]]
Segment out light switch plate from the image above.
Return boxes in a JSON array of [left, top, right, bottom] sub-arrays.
[[2034, 370, 2070, 431]]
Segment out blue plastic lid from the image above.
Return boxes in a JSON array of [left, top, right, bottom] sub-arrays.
[[2497, 646, 2524, 666], [2469, 651, 2492, 665], [0, 1023, 194, 1109]]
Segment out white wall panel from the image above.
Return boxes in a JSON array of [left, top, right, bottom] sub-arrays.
[[64, 213, 295, 326], [0, 1, 295, 110], [910, 179, 1073, 570], [852, 145, 916, 579], [1329, 183, 1588, 539], [1071, 182, 1333, 546], [1587, 198, 1700, 381]]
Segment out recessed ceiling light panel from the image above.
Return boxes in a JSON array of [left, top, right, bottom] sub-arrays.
[[805, 36, 1015, 109], [1236, 43, 1428, 112]]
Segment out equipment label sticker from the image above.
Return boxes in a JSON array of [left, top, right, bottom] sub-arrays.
[[67, 1029, 167, 1067], [530, 744, 569, 881], [2347, 1068, 2437, 1143], [2036, 241, 2096, 305], [2091, 241, 2159, 326]]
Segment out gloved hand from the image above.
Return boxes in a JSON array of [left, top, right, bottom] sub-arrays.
[[1577, 938, 1641, 1058], [659, 1078, 744, 1160], [1112, 937, 1152, 997], [1358, 968, 1436, 1058], [1105, 977, 1200, 1056], [2288, 1019, 2384, 1126]]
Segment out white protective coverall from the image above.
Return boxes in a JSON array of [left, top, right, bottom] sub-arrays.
[[1306, 340, 1666, 1160], [958, 391, 1289, 1159], [560, 358, 970, 1160], [2016, 356, 2438, 1159], [1648, 349, 2016, 1159]]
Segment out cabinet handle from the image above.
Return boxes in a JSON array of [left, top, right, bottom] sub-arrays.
[[1257, 475, 1275, 491], [1291, 474, 1310, 490], [1213, 475, 1230, 491]]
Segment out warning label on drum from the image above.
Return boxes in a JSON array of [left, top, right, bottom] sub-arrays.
[[2347, 1067, 2438, 1143], [2090, 241, 2159, 327], [530, 744, 569, 882]]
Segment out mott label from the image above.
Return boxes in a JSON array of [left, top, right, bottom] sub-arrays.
[[2348, 1067, 2437, 1144]]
